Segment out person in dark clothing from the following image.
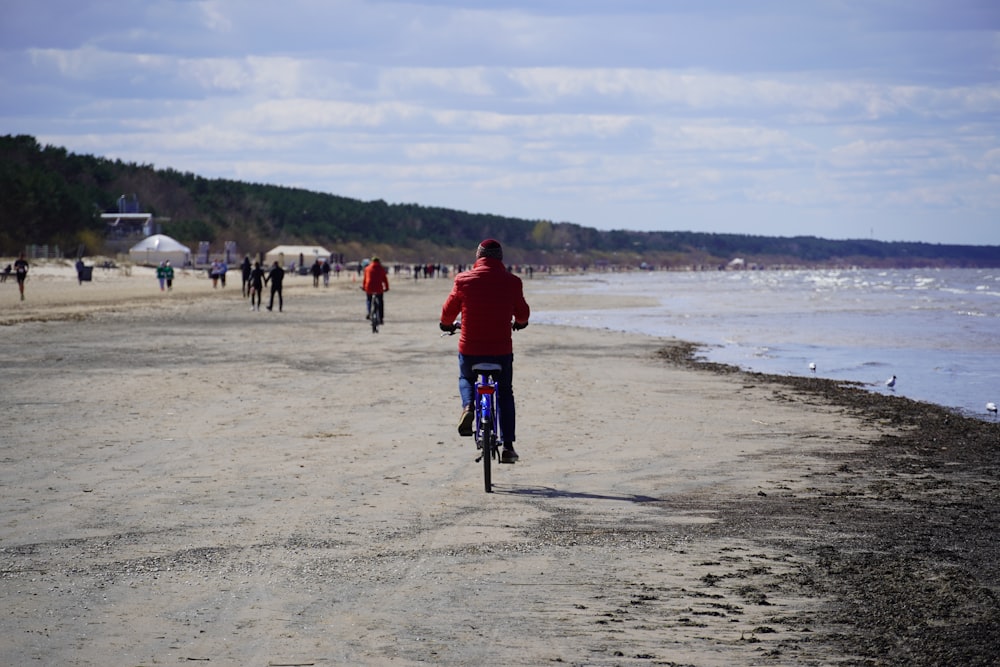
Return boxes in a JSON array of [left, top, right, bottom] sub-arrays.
[[14, 252, 29, 301], [311, 260, 322, 287], [248, 261, 265, 311], [265, 261, 285, 312], [240, 256, 252, 297]]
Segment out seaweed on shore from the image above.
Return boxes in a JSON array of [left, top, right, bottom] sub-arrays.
[[658, 341, 1000, 666]]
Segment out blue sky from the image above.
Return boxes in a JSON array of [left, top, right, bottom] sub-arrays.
[[2, 1, 999, 245]]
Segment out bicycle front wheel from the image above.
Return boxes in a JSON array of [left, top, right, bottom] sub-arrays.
[[482, 426, 494, 493], [371, 295, 381, 333]]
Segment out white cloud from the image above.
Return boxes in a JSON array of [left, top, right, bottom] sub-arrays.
[[378, 67, 498, 97], [198, 1, 235, 33], [3, 0, 999, 244]]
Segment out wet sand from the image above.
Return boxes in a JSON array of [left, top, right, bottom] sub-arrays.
[[1, 263, 998, 665]]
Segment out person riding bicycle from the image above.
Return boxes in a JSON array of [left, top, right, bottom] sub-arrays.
[[440, 239, 530, 463], [362, 256, 389, 323]]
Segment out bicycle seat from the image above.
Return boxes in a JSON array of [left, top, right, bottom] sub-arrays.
[[472, 363, 503, 373]]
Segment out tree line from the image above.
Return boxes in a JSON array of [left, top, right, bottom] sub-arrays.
[[2, 134, 997, 268]]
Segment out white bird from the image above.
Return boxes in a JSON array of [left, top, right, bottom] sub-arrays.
[[988, 402, 998, 418], [809, 362, 816, 372], [885, 375, 896, 389]]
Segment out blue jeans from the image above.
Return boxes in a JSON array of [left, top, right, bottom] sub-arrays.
[[458, 353, 516, 444]]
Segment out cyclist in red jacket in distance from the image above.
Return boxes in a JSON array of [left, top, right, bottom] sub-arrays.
[[440, 239, 530, 463], [362, 256, 389, 322]]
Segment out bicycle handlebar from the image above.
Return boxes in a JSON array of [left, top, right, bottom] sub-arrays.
[[440, 319, 527, 336]]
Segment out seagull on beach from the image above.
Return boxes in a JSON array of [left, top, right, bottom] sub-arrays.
[[885, 375, 896, 389], [809, 362, 816, 372], [988, 402, 998, 418]]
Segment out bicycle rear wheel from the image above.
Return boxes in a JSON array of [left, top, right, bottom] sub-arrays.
[[473, 366, 502, 493]]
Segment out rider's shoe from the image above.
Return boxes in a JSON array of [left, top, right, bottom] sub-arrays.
[[500, 445, 519, 463], [457, 408, 474, 437]]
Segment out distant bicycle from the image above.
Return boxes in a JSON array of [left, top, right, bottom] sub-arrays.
[[369, 293, 383, 333]]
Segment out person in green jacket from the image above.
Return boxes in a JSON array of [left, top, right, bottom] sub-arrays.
[[156, 261, 167, 291]]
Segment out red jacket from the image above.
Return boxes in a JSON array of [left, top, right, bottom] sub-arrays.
[[363, 260, 389, 294], [441, 258, 530, 355]]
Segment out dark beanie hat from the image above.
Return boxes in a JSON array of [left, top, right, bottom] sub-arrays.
[[476, 239, 503, 260]]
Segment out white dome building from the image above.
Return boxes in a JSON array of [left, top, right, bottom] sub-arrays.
[[128, 234, 192, 267]]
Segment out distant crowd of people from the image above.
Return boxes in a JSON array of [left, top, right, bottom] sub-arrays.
[[2, 251, 545, 308]]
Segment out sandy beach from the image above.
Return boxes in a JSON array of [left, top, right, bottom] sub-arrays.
[[2, 261, 998, 666]]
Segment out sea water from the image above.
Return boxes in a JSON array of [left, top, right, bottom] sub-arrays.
[[533, 268, 1000, 419]]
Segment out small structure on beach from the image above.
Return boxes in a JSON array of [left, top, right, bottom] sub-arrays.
[[264, 245, 332, 269], [129, 234, 192, 267], [102, 194, 160, 239]]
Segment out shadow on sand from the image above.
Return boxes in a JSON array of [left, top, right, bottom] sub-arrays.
[[491, 484, 662, 504]]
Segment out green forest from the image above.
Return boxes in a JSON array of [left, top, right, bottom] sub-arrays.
[[2, 134, 998, 268]]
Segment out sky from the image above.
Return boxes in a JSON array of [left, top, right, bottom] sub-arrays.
[[2, 1, 999, 246]]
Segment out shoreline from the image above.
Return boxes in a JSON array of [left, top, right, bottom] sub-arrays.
[[2, 267, 998, 665], [663, 343, 1000, 664]]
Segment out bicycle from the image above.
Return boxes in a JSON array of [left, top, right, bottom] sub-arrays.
[[369, 293, 383, 333], [472, 361, 505, 493], [442, 321, 518, 493]]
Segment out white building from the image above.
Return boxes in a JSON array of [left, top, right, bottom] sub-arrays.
[[264, 245, 332, 269]]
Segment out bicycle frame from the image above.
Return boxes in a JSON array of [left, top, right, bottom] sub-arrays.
[[472, 363, 503, 493]]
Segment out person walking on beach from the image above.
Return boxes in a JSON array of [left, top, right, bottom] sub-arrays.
[[240, 256, 252, 297], [209, 260, 220, 288], [248, 261, 265, 311], [164, 260, 174, 291], [362, 256, 389, 323], [156, 261, 168, 291], [311, 259, 322, 287], [14, 252, 28, 300], [439, 239, 530, 463], [265, 261, 285, 312]]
